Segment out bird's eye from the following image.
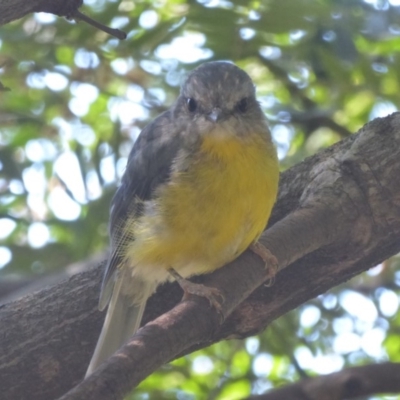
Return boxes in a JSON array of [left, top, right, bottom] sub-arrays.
[[186, 98, 197, 112], [236, 98, 249, 113]]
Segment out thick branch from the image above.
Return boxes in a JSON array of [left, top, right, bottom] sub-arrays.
[[1, 114, 400, 400], [247, 362, 400, 400], [58, 113, 400, 399]]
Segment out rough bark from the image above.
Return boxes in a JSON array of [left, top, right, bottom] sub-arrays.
[[1, 114, 400, 399]]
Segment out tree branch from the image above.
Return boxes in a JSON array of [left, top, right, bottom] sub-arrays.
[[72, 10, 126, 39], [0, 0, 82, 25], [0, 0, 126, 39], [1, 114, 400, 400], [247, 363, 400, 400], [58, 113, 400, 399]]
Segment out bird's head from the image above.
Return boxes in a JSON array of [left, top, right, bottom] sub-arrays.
[[173, 61, 268, 139]]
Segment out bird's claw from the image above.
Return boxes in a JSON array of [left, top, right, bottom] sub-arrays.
[[249, 242, 278, 286]]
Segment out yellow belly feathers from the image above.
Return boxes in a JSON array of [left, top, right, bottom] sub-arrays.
[[124, 131, 279, 284]]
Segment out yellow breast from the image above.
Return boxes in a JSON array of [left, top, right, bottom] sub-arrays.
[[125, 131, 279, 281]]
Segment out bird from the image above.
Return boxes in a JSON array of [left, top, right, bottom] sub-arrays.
[[86, 61, 280, 376]]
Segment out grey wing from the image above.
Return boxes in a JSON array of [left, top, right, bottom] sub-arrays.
[[99, 110, 182, 310]]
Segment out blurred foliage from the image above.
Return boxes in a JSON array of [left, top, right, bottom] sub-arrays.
[[1, 0, 400, 399]]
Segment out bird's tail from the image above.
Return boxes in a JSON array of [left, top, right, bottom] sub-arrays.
[[85, 274, 153, 377]]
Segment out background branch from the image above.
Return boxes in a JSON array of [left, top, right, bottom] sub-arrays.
[[0, 0, 126, 39], [0, 0, 82, 25], [247, 362, 400, 400]]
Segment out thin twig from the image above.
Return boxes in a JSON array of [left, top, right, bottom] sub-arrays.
[[73, 10, 127, 40]]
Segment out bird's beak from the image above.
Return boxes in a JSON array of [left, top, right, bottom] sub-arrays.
[[207, 108, 222, 123]]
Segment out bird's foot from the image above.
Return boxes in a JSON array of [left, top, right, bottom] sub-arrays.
[[249, 242, 278, 286], [168, 268, 224, 313]]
